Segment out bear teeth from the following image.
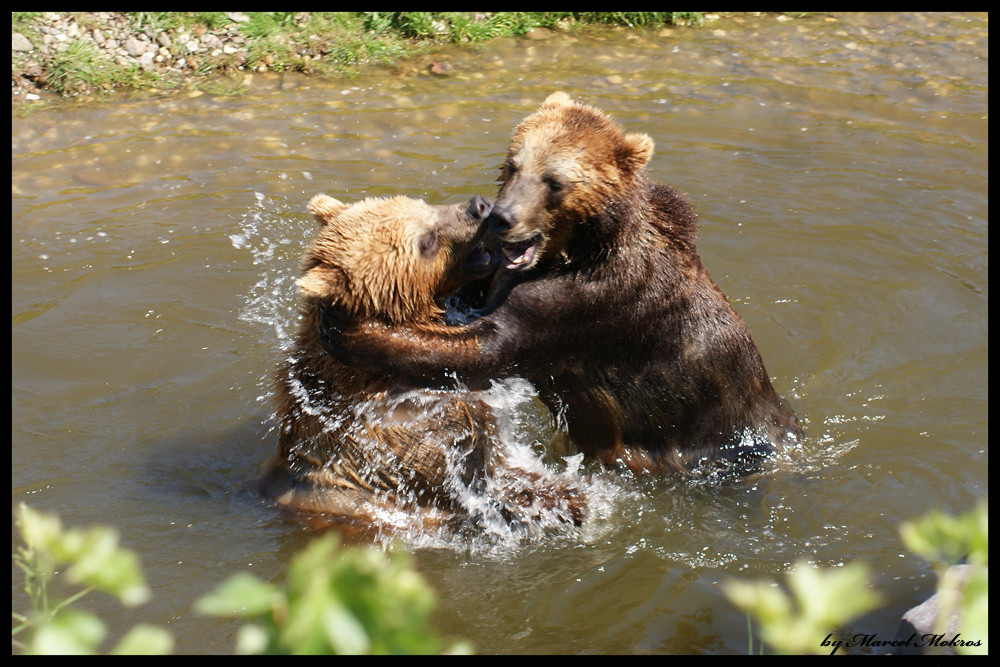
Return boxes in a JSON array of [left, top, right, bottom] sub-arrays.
[[463, 244, 498, 271], [501, 236, 539, 270]]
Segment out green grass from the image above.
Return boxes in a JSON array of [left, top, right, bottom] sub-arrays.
[[42, 38, 163, 96], [12, 12, 726, 103], [127, 12, 231, 33]]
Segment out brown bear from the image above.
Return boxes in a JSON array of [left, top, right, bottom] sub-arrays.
[[259, 192, 584, 536], [319, 92, 801, 476]]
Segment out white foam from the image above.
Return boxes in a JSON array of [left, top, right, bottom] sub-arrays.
[[233, 193, 632, 556]]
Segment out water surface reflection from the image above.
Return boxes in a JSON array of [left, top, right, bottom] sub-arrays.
[[12, 12, 987, 654]]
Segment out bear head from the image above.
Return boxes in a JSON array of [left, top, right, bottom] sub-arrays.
[[489, 91, 655, 271], [296, 193, 494, 324]]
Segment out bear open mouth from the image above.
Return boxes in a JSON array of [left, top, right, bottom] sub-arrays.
[[462, 243, 500, 274], [500, 235, 541, 270]]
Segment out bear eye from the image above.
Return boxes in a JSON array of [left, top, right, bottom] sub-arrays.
[[544, 176, 564, 194], [418, 231, 439, 257], [501, 161, 518, 179]]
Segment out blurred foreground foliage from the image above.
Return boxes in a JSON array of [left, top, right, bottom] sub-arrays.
[[12, 503, 468, 655], [14, 499, 985, 655], [196, 534, 470, 654], [12, 503, 172, 654], [725, 501, 987, 655]]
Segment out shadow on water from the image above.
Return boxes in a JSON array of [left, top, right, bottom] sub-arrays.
[[134, 418, 276, 522]]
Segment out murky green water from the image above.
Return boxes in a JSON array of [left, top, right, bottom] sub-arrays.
[[12, 13, 987, 654]]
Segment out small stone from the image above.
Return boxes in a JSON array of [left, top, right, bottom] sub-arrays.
[[124, 35, 146, 57], [524, 28, 553, 41], [157, 32, 172, 47], [22, 60, 42, 79], [12, 32, 34, 52]]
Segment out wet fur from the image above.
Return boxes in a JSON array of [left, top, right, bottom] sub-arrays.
[[321, 93, 800, 475], [260, 194, 584, 535]]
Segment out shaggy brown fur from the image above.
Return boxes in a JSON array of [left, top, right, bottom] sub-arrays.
[[259, 193, 584, 535], [320, 93, 801, 476]]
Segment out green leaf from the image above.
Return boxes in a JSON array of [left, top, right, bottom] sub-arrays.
[[66, 529, 150, 606], [787, 561, 880, 626], [723, 579, 791, 626], [25, 608, 106, 655], [15, 503, 64, 556], [234, 624, 272, 655], [15, 502, 150, 606], [900, 502, 988, 567], [195, 532, 460, 654], [109, 624, 175, 655], [195, 572, 278, 616], [724, 560, 881, 655], [321, 601, 371, 654], [957, 567, 988, 655]]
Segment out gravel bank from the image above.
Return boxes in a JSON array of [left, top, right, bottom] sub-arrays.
[[12, 12, 366, 104], [11, 12, 793, 106]]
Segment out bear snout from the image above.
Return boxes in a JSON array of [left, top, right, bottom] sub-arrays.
[[467, 195, 494, 221], [486, 206, 514, 235]]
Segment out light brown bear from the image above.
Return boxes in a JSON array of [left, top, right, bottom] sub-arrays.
[[320, 92, 801, 476], [258, 192, 584, 536]]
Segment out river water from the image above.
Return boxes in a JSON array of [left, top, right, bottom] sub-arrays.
[[12, 13, 987, 654]]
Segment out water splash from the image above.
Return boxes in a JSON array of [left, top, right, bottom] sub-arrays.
[[384, 378, 630, 557], [230, 188, 841, 560], [232, 191, 629, 556], [233, 191, 309, 353]]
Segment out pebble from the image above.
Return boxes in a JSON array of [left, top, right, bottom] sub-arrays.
[[10, 12, 312, 102], [524, 28, 553, 41], [12, 32, 34, 52], [124, 35, 146, 57]]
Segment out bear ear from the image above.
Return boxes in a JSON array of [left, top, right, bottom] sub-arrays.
[[618, 132, 654, 174], [541, 91, 573, 110], [307, 194, 349, 226], [295, 265, 347, 299]]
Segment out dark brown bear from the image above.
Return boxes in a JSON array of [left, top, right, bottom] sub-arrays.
[[259, 192, 584, 535], [320, 92, 800, 475]]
